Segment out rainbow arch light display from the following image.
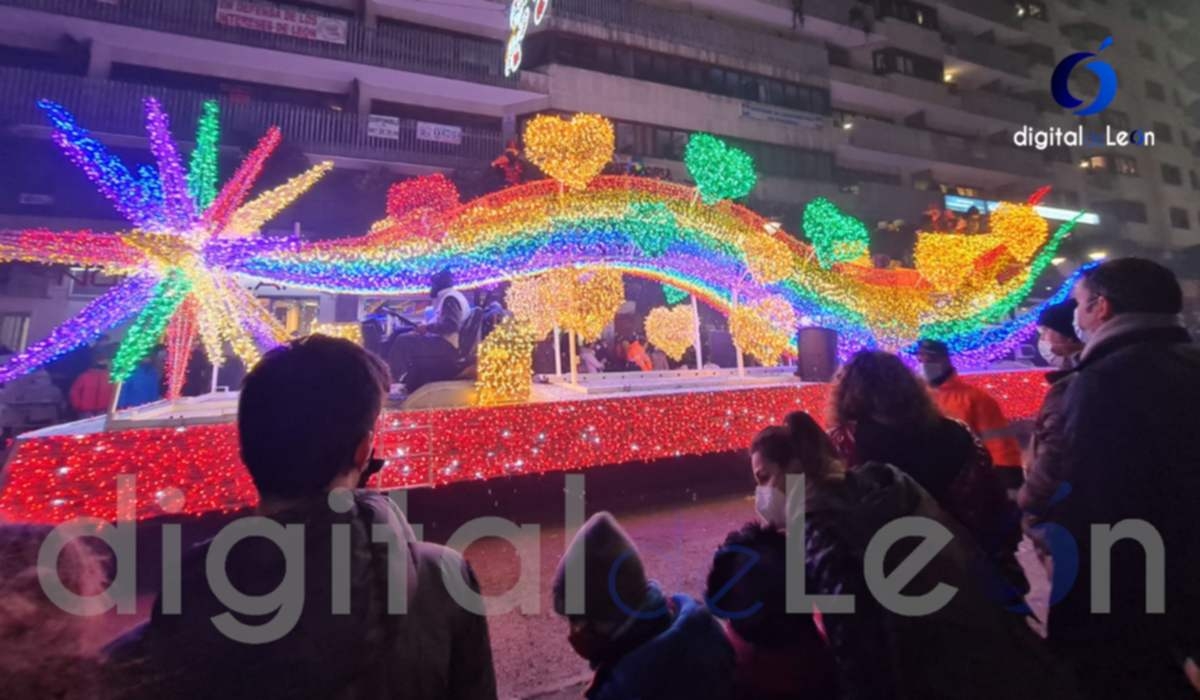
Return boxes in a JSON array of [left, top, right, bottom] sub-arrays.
[[228, 129, 1079, 364], [1, 107, 1081, 380]]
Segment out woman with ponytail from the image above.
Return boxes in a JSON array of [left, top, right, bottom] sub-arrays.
[[746, 412, 1078, 700]]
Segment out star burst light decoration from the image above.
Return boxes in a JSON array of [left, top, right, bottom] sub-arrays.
[[0, 98, 332, 397]]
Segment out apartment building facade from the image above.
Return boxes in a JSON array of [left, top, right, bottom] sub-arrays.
[[0, 0, 1194, 349]]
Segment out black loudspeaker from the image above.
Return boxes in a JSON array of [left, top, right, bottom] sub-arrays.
[[796, 327, 839, 382]]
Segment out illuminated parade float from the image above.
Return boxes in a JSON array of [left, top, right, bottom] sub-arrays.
[[0, 101, 1080, 522]]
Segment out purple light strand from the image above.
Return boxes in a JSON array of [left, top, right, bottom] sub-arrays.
[[0, 275, 159, 382], [143, 98, 198, 232]]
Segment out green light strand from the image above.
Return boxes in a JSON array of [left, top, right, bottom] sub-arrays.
[[188, 100, 221, 211], [663, 284, 689, 305], [802, 198, 870, 269], [626, 202, 678, 257], [110, 271, 193, 383]]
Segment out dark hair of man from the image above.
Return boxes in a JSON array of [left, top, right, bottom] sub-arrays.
[[706, 522, 815, 648], [1080, 257, 1183, 315], [430, 267, 455, 298], [238, 335, 391, 499]]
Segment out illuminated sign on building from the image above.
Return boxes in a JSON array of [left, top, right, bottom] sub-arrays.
[[944, 195, 1100, 226], [505, 0, 550, 76]]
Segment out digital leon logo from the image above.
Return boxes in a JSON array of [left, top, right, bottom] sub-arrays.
[[1051, 36, 1117, 117], [1014, 37, 1156, 151]]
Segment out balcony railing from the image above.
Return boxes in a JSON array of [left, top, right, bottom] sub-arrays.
[[0, 0, 513, 87], [830, 64, 1038, 125], [961, 88, 1037, 124], [944, 32, 1029, 78], [0, 67, 504, 165], [848, 118, 1044, 176], [935, 0, 1018, 28], [551, 0, 827, 74]]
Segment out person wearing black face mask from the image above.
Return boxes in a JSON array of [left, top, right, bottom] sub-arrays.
[[107, 336, 498, 700], [551, 512, 735, 700]]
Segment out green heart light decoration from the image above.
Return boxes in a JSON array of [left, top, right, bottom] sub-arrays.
[[684, 133, 757, 205], [802, 197, 870, 269]]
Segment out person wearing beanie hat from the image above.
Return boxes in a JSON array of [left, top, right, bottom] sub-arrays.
[[1037, 299, 1084, 370], [551, 512, 735, 700], [915, 339, 1025, 487], [1021, 300, 1086, 540]]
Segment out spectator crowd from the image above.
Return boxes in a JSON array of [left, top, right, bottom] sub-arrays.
[[1, 257, 1198, 700]]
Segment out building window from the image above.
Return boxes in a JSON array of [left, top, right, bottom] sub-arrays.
[[1104, 200, 1147, 223], [1044, 145, 1073, 163], [1170, 207, 1190, 229], [1130, 5, 1148, 20], [878, 0, 940, 29], [1104, 110, 1131, 131], [0, 313, 30, 353], [1162, 163, 1183, 186], [1137, 40, 1156, 62], [1016, 1, 1047, 21], [1087, 154, 1110, 171], [1190, 170, 1199, 190], [1114, 155, 1139, 176], [1146, 80, 1166, 102], [1154, 122, 1174, 143], [1183, 130, 1191, 149], [542, 35, 830, 115], [872, 48, 943, 83]]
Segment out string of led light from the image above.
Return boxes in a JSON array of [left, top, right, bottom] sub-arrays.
[[0, 99, 325, 394]]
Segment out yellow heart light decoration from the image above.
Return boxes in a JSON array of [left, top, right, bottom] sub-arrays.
[[729, 294, 796, 365], [560, 268, 625, 342], [506, 267, 625, 343], [645, 304, 696, 362], [506, 269, 575, 338], [523, 113, 615, 191]]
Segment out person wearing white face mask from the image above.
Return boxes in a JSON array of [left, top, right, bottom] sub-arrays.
[[1035, 258, 1200, 699], [1020, 299, 1085, 548], [747, 411, 1078, 700]]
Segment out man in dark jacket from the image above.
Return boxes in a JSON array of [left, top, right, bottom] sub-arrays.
[[551, 512, 735, 700], [1046, 257, 1200, 698], [106, 336, 497, 700]]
